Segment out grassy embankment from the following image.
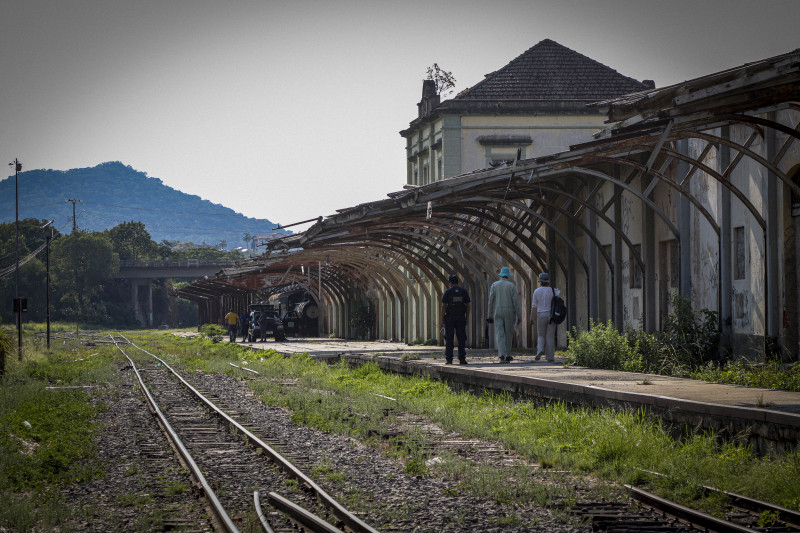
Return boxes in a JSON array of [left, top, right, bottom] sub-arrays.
[[136, 330, 800, 520], [2, 325, 799, 530], [0, 323, 120, 530]]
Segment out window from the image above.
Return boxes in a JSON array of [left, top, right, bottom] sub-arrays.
[[630, 244, 642, 289], [485, 147, 523, 168], [734, 226, 746, 280]]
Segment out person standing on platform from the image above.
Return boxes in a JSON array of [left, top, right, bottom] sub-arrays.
[[530, 272, 560, 361], [440, 274, 470, 365], [240, 312, 249, 343], [224, 309, 239, 343], [488, 267, 521, 363]]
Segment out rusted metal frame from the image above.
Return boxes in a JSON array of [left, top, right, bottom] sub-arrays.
[[453, 206, 548, 272], [319, 253, 409, 338], [338, 238, 442, 341], [526, 183, 620, 323], [391, 217, 530, 340], [408, 211, 534, 314], [375, 224, 485, 290], [686, 130, 800, 201], [771, 116, 800, 165], [325, 239, 437, 324], [655, 147, 764, 231], [315, 251, 409, 305], [423, 211, 540, 279], [460, 198, 570, 288], [504, 195, 600, 317], [345, 235, 446, 294], [299, 255, 398, 339], [705, 113, 800, 147], [413, 212, 539, 280], [424, 207, 538, 347], [676, 141, 719, 187], [376, 221, 501, 345], [469, 194, 587, 303], [509, 184, 620, 326], [356, 231, 461, 338], [571, 161, 705, 235], [721, 130, 760, 179], [345, 233, 452, 311]]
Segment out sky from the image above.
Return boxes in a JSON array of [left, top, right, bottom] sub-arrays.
[[1, 0, 798, 234]]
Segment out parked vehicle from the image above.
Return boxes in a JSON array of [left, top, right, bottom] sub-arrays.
[[247, 304, 286, 342]]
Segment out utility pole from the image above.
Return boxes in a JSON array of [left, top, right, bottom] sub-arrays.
[[42, 220, 54, 350], [65, 198, 81, 231], [9, 158, 23, 363]]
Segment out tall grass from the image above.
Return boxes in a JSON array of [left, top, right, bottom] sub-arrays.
[[0, 325, 117, 530], [146, 332, 800, 513]]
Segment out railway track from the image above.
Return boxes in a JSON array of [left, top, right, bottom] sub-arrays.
[[111, 334, 379, 533], [570, 482, 800, 532], [79, 331, 799, 532]]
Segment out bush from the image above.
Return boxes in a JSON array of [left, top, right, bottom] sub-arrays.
[[661, 293, 720, 371], [567, 320, 636, 370], [569, 295, 721, 376], [199, 324, 225, 343]]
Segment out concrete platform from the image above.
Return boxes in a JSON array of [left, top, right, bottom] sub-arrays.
[[239, 337, 800, 452]]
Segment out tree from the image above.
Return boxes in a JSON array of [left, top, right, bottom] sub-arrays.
[[106, 221, 154, 261], [51, 231, 119, 320], [426, 63, 457, 97]]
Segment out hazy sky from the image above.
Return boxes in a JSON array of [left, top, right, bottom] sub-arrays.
[[1, 0, 797, 233]]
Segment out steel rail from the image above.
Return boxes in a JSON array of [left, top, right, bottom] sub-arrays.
[[626, 485, 755, 533], [124, 336, 381, 533], [636, 467, 800, 528], [110, 335, 239, 533], [266, 492, 345, 533], [253, 491, 275, 533]]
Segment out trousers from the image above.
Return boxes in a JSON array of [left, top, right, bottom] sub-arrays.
[[444, 315, 467, 361], [536, 311, 556, 361], [493, 309, 516, 358]]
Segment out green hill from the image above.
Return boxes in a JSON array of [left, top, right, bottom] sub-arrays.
[[0, 161, 289, 249]]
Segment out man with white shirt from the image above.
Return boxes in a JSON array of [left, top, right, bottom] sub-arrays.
[[530, 272, 560, 361]]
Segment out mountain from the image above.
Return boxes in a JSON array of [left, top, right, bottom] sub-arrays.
[[0, 162, 289, 248]]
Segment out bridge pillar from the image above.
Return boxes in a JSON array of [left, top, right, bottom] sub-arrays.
[[130, 279, 153, 327]]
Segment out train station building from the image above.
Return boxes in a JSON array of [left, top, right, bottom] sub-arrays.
[[179, 41, 800, 362]]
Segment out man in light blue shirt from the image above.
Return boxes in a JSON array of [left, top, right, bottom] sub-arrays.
[[488, 267, 521, 363]]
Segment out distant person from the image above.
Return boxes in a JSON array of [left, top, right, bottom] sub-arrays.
[[488, 267, 521, 363], [440, 274, 470, 365], [530, 272, 560, 361], [224, 309, 239, 342], [240, 313, 249, 343]]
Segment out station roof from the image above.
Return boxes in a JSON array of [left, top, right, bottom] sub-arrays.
[[182, 47, 800, 316]]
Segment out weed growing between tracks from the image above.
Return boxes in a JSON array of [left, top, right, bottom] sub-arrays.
[[134, 332, 800, 518]]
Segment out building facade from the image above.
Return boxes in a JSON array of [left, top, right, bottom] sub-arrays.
[[401, 39, 654, 187]]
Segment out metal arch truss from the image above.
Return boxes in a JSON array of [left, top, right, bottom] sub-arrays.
[[181, 51, 800, 356]]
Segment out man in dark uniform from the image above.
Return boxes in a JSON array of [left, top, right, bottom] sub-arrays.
[[440, 274, 471, 365]]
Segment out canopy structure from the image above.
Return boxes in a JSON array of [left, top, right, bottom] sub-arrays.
[[182, 49, 800, 360]]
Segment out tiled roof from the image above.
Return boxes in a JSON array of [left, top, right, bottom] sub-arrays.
[[456, 39, 651, 101]]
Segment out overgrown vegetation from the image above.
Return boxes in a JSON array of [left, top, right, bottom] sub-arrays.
[[4, 326, 799, 530], [0, 326, 116, 530], [141, 332, 800, 516], [349, 300, 376, 340], [569, 294, 722, 377]]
